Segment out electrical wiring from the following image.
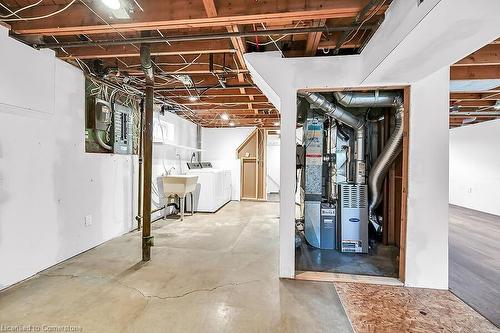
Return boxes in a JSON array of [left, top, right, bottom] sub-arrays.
[[0, 0, 42, 18], [51, 36, 69, 55], [260, 23, 283, 57], [1, 0, 76, 21], [340, 0, 388, 48], [245, 20, 303, 46]]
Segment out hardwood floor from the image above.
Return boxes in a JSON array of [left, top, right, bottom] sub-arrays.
[[449, 204, 500, 328]]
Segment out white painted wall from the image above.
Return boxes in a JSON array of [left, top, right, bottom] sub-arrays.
[[266, 133, 280, 194], [151, 110, 199, 217], [0, 29, 137, 289], [0, 27, 199, 288], [405, 68, 449, 289], [449, 120, 500, 216], [244, 0, 500, 289], [201, 127, 254, 200]]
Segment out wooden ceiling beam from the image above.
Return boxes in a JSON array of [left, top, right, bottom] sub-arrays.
[[451, 100, 496, 107], [454, 44, 500, 66], [189, 109, 280, 117], [168, 96, 269, 103], [304, 19, 326, 56], [450, 65, 500, 80], [182, 101, 273, 107], [181, 107, 276, 112], [57, 40, 235, 60], [12, 1, 371, 36], [202, 0, 218, 18]]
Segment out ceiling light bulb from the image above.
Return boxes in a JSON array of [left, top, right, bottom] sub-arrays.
[[229, 121, 235, 127], [221, 113, 230, 121], [101, 0, 121, 10], [188, 95, 198, 102], [273, 121, 280, 127]]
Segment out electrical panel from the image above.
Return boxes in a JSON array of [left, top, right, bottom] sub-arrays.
[[94, 99, 112, 131], [112, 103, 133, 155]]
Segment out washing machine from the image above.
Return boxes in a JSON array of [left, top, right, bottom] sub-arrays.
[[185, 162, 231, 212]]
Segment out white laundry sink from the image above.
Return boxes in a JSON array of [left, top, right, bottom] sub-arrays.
[[161, 175, 198, 221], [162, 175, 198, 197]]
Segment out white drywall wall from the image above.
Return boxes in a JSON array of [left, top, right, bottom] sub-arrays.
[[0, 27, 199, 288], [0, 31, 137, 289], [405, 68, 449, 289], [266, 133, 280, 194], [449, 120, 500, 216], [363, 0, 500, 85], [244, 0, 500, 288], [151, 110, 199, 218], [201, 127, 255, 200]]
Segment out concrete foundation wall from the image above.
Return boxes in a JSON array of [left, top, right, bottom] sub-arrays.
[[449, 120, 500, 216]]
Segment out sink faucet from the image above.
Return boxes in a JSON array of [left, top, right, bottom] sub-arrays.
[[167, 166, 176, 175]]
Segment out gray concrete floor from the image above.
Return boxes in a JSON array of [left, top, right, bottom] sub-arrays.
[[0, 201, 353, 333]]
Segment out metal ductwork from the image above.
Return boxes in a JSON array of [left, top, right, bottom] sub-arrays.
[[299, 91, 366, 184], [368, 105, 404, 231], [332, 90, 404, 231], [334, 91, 402, 108]]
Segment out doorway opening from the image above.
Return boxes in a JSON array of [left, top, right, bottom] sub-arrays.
[[294, 88, 409, 282]]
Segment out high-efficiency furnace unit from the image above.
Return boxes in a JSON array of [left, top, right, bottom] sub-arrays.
[[298, 90, 404, 254]]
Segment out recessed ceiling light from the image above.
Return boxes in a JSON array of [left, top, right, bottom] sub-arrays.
[[188, 95, 198, 102], [221, 113, 230, 121], [494, 100, 500, 110], [229, 121, 235, 127], [101, 0, 121, 10], [273, 121, 280, 126]]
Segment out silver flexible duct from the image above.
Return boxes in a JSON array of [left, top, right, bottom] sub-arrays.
[[334, 90, 402, 108], [332, 90, 404, 231], [368, 105, 404, 231], [299, 92, 366, 184]]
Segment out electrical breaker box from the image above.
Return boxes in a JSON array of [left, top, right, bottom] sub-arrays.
[[112, 103, 133, 155]]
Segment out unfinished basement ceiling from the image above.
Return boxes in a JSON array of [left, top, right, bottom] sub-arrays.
[[450, 39, 500, 128], [0, 0, 392, 127]]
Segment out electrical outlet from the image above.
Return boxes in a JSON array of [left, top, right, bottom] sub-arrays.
[[85, 215, 93, 227]]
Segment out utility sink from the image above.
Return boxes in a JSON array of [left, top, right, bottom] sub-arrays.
[[162, 175, 198, 197], [161, 175, 198, 221]]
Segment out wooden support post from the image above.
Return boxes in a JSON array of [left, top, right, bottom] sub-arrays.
[[136, 99, 144, 231], [141, 43, 154, 262]]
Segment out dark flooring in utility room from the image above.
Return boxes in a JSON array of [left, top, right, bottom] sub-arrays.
[[449, 204, 500, 328]]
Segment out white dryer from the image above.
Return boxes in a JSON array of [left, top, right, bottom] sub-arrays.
[[185, 162, 231, 212]]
